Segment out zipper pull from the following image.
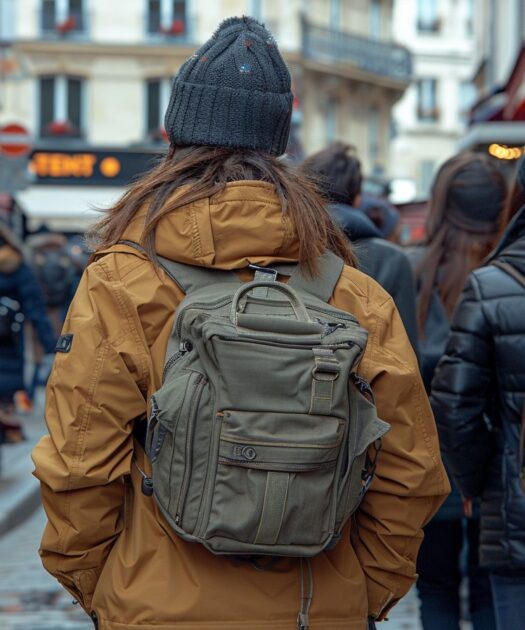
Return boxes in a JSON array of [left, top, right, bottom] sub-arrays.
[[179, 340, 193, 353]]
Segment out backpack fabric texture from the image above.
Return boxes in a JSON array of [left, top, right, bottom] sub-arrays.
[[141, 250, 390, 558]]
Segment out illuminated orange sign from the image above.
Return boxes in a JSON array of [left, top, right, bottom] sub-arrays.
[[29, 152, 122, 178], [488, 144, 525, 160]]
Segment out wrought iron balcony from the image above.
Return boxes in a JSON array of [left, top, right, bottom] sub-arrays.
[[302, 19, 412, 83]]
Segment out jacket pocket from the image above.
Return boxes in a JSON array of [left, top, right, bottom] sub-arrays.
[[202, 409, 344, 552]]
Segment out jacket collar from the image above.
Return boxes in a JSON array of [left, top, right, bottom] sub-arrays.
[[329, 203, 381, 241], [121, 181, 300, 270], [487, 204, 525, 262]]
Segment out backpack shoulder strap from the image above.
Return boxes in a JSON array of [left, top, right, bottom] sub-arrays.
[[275, 251, 345, 303], [491, 260, 525, 289], [157, 256, 240, 293], [118, 240, 240, 294]]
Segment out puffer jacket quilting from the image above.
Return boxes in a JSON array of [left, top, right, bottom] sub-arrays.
[[431, 206, 525, 569]]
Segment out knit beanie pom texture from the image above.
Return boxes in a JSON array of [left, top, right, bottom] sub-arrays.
[[164, 16, 293, 156]]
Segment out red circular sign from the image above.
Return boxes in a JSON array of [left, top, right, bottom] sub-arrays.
[[0, 123, 32, 157]]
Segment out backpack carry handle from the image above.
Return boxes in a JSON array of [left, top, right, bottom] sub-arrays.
[[230, 280, 311, 326]]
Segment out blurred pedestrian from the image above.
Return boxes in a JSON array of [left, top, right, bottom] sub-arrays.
[[359, 193, 402, 243], [33, 17, 448, 630], [431, 155, 525, 630], [27, 231, 79, 332], [0, 220, 55, 437], [409, 152, 507, 630], [302, 142, 419, 353]]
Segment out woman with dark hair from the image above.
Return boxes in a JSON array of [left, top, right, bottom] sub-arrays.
[[33, 17, 448, 630], [409, 152, 508, 630], [431, 155, 525, 630]]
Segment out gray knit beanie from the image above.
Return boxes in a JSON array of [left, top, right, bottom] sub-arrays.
[[164, 16, 293, 156]]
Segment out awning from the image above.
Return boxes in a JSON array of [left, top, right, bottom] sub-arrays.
[[15, 185, 126, 230], [470, 45, 525, 124], [457, 121, 525, 151]]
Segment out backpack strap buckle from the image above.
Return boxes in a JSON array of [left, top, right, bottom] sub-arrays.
[[248, 264, 278, 298], [310, 348, 340, 414]]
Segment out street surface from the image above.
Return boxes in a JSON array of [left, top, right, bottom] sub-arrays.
[[0, 505, 424, 630]]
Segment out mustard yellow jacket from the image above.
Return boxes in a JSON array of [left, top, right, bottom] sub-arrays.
[[33, 182, 449, 630]]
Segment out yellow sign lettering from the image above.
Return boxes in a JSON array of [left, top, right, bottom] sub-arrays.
[[30, 152, 97, 178]]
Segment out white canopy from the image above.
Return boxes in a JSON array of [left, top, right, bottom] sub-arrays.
[[15, 186, 126, 231]]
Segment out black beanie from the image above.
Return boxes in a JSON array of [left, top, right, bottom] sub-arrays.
[[164, 16, 293, 156], [446, 160, 506, 231]]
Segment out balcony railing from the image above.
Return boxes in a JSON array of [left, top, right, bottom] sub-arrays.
[[302, 19, 412, 83]]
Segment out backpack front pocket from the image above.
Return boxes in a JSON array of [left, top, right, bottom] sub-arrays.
[[202, 409, 344, 554]]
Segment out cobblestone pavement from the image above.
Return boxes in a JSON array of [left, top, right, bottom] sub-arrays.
[[0, 507, 91, 630], [0, 505, 426, 630]]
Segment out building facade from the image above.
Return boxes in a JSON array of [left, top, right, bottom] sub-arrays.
[[389, 0, 477, 201], [459, 0, 525, 169], [0, 0, 411, 228]]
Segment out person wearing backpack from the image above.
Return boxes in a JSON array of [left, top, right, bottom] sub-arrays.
[[431, 156, 525, 630], [408, 152, 508, 630], [0, 220, 55, 432], [32, 17, 448, 630]]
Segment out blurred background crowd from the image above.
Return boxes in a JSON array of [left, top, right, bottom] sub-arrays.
[[1, 1, 525, 629]]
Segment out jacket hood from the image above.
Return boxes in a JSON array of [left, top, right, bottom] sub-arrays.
[[487, 203, 525, 274], [121, 181, 300, 269], [329, 203, 381, 241]]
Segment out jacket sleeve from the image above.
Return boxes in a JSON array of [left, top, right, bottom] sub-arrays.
[[32, 260, 150, 612], [430, 273, 494, 499], [385, 251, 419, 360], [17, 262, 56, 354], [352, 296, 449, 621]]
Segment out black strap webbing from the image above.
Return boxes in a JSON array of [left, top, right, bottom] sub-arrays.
[[491, 260, 525, 289]]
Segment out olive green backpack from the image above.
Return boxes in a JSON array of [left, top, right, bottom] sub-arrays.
[[134, 248, 390, 555]]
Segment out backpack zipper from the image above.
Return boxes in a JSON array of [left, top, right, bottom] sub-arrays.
[[175, 374, 207, 526], [218, 336, 355, 352], [174, 297, 359, 339]]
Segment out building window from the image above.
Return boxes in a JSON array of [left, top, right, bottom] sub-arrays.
[[417, 0, 439, 33], [330, 0, 341, 29], [420, 160, 435, 197], [368, 105, 380, 164], [459, 81, 477, 123], [41, 0, 85, 34], [417, 78, 439, 121], [247, 0, 262, 20], [39, 75, 84, 138], [369, 0, 381, 40], [465, 0, 474, 35], [325, 97, 338, 144], [147, 0, 188, 36], [146, 78, 171, 139]]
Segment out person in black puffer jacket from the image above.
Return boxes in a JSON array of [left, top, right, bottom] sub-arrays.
[[431, 160, 525, 630], [409, 152, 508, 630], [301, 143, 419, 354], [0, 221, 55, 412]]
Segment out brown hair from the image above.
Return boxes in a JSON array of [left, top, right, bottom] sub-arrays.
[[89, 145, 356, 274], [499, 177, 525, 239], [301, 142, 362, 206], [416, 152, 507, 335]]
